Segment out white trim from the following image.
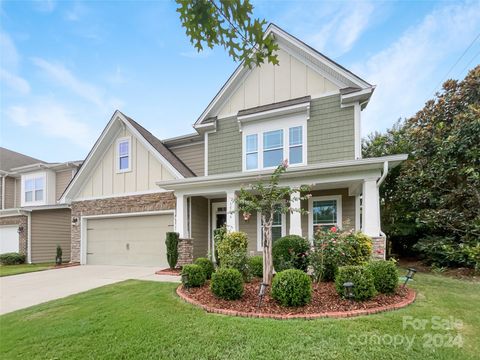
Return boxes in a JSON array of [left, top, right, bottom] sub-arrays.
[[73, 189, 172, 202], [256, 211, 286, 251], [308, 195, 342, 240], [116, 136, 132, 173], [237, 101, 310, 124], [1, 176, 5, 210], [354, 102, 362, 159], [79, 210, 175, 265], [21, 171, 47, 207], [207, 198, 211, 258], [27, 212, 31, 263], [355, 195, 361, 231], [204, 132, 209, 176]]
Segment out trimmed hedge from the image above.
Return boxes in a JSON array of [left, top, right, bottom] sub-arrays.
[[211, 268, 244, 300], [216, 231, 249, 277], [165, 232, 179, 269], [367, 260, 399, 294], [194, 257, 215, 279], [181, 264, 206, 288], [271, 269, 312, 307], [335, 265, 376, 301], [0, 252, 25, 265], [247, 256, 263, 278], [272, 235, 310, 272]]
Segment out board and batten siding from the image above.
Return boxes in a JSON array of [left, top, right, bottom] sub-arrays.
[[77, 128, 175, 199], [207, 94, 355, 175], [31, 209, 71, 263], [170, 143, 204, 176], [218, 49, 339, 117], [56, 170, 73, 200], [190, 196, 208, 259]]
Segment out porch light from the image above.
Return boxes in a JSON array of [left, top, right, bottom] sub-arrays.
[[72, 217, 79, 226], [343, 282, 354, 300], [403, 268, 417, 287], [17, 226, 24, 234], [181, 273, 189, 288], [243, 212, 251, 221], [257, 283, 269, 308]]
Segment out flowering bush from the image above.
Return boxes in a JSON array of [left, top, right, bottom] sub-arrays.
[[310, 227, 373, 282]]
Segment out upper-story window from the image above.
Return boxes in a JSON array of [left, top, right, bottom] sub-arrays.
[[22, 173, 46, 206], [117, 137, 131, 173], [243, 124, 306, 171]]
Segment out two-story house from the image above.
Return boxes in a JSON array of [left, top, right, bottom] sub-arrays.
[[60, 24, 407, 267], [0, 147, 81, 263]]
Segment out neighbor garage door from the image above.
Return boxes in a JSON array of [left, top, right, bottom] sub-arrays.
[[86, 214, 173, 266], [0, 225, 19, 254]]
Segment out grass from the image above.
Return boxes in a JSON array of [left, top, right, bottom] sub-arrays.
[[0, 272, 478, 360], [0, 263, 54, 277]]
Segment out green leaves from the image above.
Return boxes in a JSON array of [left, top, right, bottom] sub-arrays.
[[176, 0, 278, 67]]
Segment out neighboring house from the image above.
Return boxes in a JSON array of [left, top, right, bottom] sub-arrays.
[[60, 24, 407, 268], [0, 147, 81, 263]]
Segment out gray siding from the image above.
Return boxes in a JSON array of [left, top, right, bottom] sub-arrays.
[[208, 118, 242, 175], [239, 211, 260, 256], [170, 143, 205, 176], [308, 94, 355, 162], [4, 177, 16, 209], [191, 196, 209, 259], [15, 178, 20, 207], [56, 170, 72, 200], [31, 208, 71, 263]]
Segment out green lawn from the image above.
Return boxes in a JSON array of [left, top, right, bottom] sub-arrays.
[[0, 272, 478, 360], [0, 263, 54, 277]]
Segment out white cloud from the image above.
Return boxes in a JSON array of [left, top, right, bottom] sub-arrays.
[[33, 0, 56, 13], [0, 69, 30, 94], [358, 1, 480, 135], [4, 100, 93, 148], [180, 48, 213, 59], [65, 2, 87, 22], [106, 66, 127, 85], [308, 1, 375, 57]]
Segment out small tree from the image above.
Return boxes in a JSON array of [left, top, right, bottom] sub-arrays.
[[165, 232, 179, 269], [234, 161, 309, 285]]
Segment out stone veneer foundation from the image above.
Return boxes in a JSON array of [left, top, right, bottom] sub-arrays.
[[0, 215, 28, 256], [70, 192, 176, 263]]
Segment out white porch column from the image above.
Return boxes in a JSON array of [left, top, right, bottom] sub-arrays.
[[362, 179, 380, 237], [175, 193, 188, 238], [289, 191, 302, 236], [226, 190, 238, 232]]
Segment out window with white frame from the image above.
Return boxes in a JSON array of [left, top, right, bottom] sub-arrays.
[[24, 175, 44, 203], [308, 195, 342, 238], [245, 134, 258, 170], [243, 124, 305, 171], [117, 137, 131, 172], [257, 206, 285, 250]]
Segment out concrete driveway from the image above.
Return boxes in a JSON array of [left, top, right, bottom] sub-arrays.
[[0, 265, 180, 315]]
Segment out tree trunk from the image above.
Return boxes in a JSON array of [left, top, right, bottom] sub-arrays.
[[262, 214, 274, 285]]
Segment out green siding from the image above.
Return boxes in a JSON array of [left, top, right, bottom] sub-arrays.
[[308, 94, 355, 163], [208, 117, 242, 175], [207, 94, 355, 175]]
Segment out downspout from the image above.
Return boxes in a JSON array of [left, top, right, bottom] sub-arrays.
[[1, 175, 5, 209], [27, 211, 32, 264], [376, 161, 389, 237]]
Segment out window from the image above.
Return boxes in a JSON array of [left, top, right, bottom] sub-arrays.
[[117, 137, 131, 172], [263, 130, 284, 168], [245, 134, 258, 170], [243, 124, 306, 171], [24, 175, 44, 203], [257, 206, 285, 250], [308, 196, 342, 239], [289, 126, 303, 165]]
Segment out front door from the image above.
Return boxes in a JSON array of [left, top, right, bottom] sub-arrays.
[[211, 202, 226, 260]]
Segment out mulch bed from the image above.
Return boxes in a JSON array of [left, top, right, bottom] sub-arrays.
[[156, 268, 182, 276], [177, 278, 415, 319]]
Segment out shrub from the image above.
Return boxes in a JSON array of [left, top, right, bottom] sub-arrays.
[[210, 268, 244, 300], [247, 256, 263, 278], [216, 231, 249, 276], [311, 227, 373, 282], [366, 260, 399, 294], [335, 265, 376, 301], [181, 264, 206, 288], [165, 232, 179, 269], [0, 252, 25, 265], [213, 225, 227, 266], [271, 269, 312, 307], [272, 235, 310, 272], [56, 245, 62, 265], [194, 257, 215, 279]]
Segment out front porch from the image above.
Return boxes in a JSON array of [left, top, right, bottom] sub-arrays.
[[158, 156, 406, 263]]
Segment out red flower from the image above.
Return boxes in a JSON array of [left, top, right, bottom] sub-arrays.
[[330, 226, 337, 233]]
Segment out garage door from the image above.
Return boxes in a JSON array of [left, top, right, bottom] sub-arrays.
[[86, 214, 173, 266], [0, 226, 19, 254]]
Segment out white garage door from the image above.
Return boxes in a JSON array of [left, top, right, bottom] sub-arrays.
[[0, 226, 20, 254], [86, 214, 174, 266]]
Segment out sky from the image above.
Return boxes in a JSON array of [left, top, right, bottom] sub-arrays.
[[1, 0, 479, 163]]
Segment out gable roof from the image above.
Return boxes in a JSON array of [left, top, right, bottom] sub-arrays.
[[194, 23, 373, 127], [0, 147, 45, 172], [60, 111, 195, 202]]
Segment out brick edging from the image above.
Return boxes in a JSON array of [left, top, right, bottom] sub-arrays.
[[176, 285, 416, 320], [155, 269, 182, 276]]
